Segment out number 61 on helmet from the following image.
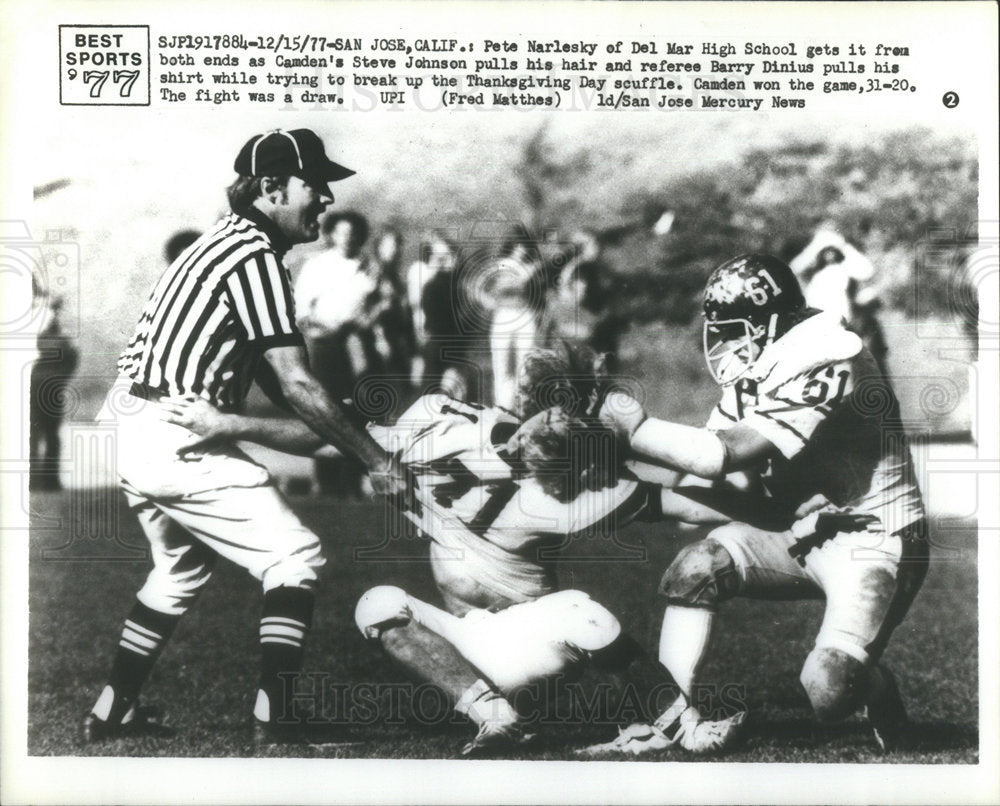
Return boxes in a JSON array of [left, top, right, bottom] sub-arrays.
[[702, 254, 807, 386]]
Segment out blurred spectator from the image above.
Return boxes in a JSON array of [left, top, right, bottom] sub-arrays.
[[790, 229, 874, 323], [803, 245, 852, 321], [408, 230, 475, 398], [295, 210, 377, 395], [367, 226, 416, 379], [294, 210, 376, 495], [847, 278, 890, 378], [791, 230, 888, 377], [30, 293, 78, 491], [485, 228, 548, 411], [541, 228, 624, 371], [406, 230, 456, 366]]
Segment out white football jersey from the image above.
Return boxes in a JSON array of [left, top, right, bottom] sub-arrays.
[[370, 395, 653, 601], [706, 313, 925, 535]]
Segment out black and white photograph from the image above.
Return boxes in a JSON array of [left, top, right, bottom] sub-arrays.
[[2, 1, 998, 804]]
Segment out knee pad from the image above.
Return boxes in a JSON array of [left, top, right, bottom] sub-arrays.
[[261, 540, 325, 592], [455, 591, 621, 692], [800, 646, 868, 723], [355, 585, 412, 639], [544, 590, 622, 652], [659, 540, 738, 607], [488, 590, 621, 651]]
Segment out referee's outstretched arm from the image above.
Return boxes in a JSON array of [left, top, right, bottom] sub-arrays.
[[263, 344, 402, 495]]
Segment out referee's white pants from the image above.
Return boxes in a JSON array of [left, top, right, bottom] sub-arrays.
[[98, 378, 325, 615]]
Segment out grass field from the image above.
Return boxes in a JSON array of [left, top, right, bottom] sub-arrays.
[[28, 489, 978, 763]]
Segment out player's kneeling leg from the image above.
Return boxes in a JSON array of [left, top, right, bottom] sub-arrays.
[[658, 539, 739, 700], [552, 590, 623, 655], [355, 586, 501, 706], [355, 585, 513, 709], [799, 646, 869, 723], [355, 586, 526, 755], [457, 590, 623, 694], [357, 588, 623, 702], [660, 538, 740, 608], [355, 585, 414, 640], [651, 539, 747, 753]]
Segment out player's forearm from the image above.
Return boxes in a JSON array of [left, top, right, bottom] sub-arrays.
[[630, 419, 729, 480], [659, 485, 793, 531], [658, 488, 734, 525]]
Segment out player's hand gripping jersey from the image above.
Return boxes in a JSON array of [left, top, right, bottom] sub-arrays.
[[705, 311, 925, 536], [369, 395, 653, 604]]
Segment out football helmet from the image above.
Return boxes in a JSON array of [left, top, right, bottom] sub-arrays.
[[702, 254, 805, 385]]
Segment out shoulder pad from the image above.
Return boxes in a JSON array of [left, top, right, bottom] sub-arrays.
[[751, 312, 862, 393]]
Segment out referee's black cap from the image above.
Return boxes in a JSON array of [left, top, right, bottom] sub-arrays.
[[234, 129, 355, 190]]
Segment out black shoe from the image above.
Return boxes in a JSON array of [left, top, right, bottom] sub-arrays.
[[459, 720, 535, 758], [865, 666, 909, 752], [83, 705, 175, 742], [253, 718, 361, 748]]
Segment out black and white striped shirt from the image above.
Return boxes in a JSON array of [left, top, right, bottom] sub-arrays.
[[118, 208, 303, 408]]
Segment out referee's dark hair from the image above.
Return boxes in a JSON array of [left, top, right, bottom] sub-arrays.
[[226, 175, 288, 215]]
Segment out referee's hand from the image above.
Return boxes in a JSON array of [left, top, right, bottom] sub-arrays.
[[161, 395, 233, 455]]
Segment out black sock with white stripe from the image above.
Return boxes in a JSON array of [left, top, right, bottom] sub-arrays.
[[94, 600, 179, 724], [256, 586, 314, 724]]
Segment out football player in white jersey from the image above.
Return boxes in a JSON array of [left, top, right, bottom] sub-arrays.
[[162, 343, 790, 755], [588, 254, 928, 756], [355, 374, 671, 755]]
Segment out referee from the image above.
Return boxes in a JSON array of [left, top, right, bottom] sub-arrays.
[[84, 128, 406, 744]]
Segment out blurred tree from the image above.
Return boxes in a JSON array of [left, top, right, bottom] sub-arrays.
[[737, 130, 978, 318], [514, 122, 592, 232], [607, 129, 978, 326]]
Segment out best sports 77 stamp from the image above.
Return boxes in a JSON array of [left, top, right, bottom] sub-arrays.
[[59, 25, 150, 106]]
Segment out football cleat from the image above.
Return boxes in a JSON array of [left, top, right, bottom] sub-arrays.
[[575, 722, 674, 758], [83, 704, 175, 742], [459, 719, 535, 758], [671, 707, 747, 755], [864, 666, 909, 753]]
